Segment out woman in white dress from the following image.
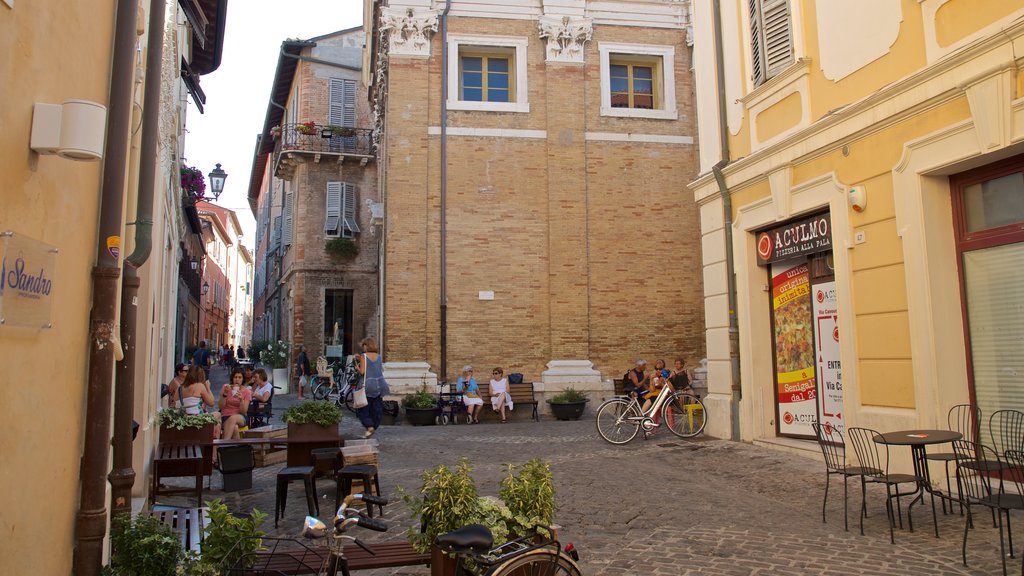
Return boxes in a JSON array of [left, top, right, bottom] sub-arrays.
[[489, 367, 513, 423]]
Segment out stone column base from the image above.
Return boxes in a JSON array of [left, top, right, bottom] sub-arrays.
[[382, 361, 437, 399], [538, 360, 613, 415]]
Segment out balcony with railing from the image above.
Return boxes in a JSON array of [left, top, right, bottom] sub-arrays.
[[272, 122, 374, 180]]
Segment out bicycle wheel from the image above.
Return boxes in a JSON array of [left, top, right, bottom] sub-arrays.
[[663, 392, 706, 438], [484, 548, 581, 576], [312, 378, 330, 400], [595, 398, 640, 444], [343, 388, 356, 413]]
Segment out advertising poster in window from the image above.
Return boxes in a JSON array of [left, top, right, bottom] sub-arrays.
[[813, 280, 843, 434], [772, 260, 816, 436]]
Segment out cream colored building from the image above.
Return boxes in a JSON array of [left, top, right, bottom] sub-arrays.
[[366, 0, 705, 399], [0, 1, 227, 574], [691, 0, 1024, 444]]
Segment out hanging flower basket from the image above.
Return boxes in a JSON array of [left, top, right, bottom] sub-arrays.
[[296, 121, 318, 135], [180, 165, 206, 198]]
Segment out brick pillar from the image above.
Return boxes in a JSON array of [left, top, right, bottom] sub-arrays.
[[545, 63, 589, 359]]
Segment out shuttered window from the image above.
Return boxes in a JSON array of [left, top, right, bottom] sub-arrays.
[[341, 183, 359, 238], [283, 191, 293, 247], [749, 0, 793, 86], [325, 182, 342, 238], [329, 79, 357, 127], [326, 181, 359, 238]]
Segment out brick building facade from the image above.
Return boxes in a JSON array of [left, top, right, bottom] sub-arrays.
[[368, 0, 705, 397], [249, 29, 380, 387]]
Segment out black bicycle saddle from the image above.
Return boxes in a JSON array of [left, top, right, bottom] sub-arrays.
[[434, 524, 494, 554]]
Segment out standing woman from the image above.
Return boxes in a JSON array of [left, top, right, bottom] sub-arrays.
[[356, 336, 391, 438]]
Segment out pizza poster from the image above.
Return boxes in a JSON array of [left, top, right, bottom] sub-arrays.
[[771, 260, 817, 436], [813, 280, 843, 434]]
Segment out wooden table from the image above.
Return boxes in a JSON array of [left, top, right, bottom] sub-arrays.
[[874, 429, 962, 537]]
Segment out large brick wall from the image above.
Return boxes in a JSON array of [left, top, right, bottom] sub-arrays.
[[381, 16, 705, 382]]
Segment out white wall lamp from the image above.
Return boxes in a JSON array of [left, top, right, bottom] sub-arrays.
[[30, 100, 107, 161]]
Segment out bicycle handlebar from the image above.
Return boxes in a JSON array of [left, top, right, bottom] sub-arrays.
[[355, 516, 388, 532], [354, 493, 388, 507]]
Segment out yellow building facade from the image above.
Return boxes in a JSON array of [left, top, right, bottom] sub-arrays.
[[691, 0, 1024, 443]]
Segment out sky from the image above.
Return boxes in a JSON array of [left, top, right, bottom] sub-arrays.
[[183, 0, 364, 250]]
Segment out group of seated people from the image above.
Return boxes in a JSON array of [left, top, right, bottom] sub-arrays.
[[624, 358, 695, 413], [166, 364, 274, 440], [455, 364, 514, 423]]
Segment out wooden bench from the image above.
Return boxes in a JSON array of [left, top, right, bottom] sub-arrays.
[[475, 381, 539, 422], [246, 540, 429, 574], [151, 444, 204, 506]]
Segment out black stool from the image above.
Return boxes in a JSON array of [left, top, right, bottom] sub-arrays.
[[335, 464, 383, 517], [310, 447, 343, 478], [275, 466, 319, 528]]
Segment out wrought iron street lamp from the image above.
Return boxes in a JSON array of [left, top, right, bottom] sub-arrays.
[[208, 163, 227, 201], [202, 281, 210, 296]]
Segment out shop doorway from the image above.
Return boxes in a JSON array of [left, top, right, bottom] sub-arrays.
[[758, 212, 841, 439]]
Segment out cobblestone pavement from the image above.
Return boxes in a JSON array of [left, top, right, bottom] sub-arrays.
[[164, 374, 1015, 574]]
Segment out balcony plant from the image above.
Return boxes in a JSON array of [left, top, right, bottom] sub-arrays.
[[180, 165, 206, 199], [402, 386, 438, 426], [281, 400, 342, 466], [269, 125, 282, 138], [325, 238, 359, 259], [546, 387, 589, 421], [296, 121, 318, 135], [326, 125, 356, 137]]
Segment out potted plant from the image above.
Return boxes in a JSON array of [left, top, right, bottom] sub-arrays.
[[325, 125, 357, 137], [325, 238, 359, 259], [158, 408, 218, 475], [180, 165, 206, 199], [546, 387, 589, 421], [201, 499, 267, 572], [281, 400, 343, 467], [105, 514, 189, 576], [296, 121, 318, 135], [269, 125, 282, 139], [402, 386, 439, 426], [260, 340, 290, 391]]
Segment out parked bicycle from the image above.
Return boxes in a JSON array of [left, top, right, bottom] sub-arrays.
[[595, 383, 706, 444], [435, 523, 581, 576], [300, 493, 390, 576], [312, 357, 359, 413]]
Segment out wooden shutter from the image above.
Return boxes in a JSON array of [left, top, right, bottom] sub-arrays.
[[341, 183, 360, 238], [748, 0, 765, 86], [283, 191, 294, 246], [325, 182, 342, 237], [762, 0, 792, 78], [329, 79, 357, 127]]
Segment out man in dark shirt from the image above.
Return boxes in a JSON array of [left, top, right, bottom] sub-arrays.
[[296, 345, 311, 399], [192, 340, 211, 378]]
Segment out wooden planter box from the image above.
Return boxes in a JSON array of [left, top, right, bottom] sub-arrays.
[[159, 423, 215, 476], [245, 424, 288, 467], [286, 422, 343, 467]]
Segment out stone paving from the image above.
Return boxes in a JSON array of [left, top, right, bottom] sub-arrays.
[[165, 367, 1017, 574]]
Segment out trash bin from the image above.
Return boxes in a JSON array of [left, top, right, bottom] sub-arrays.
[[218, 445, 255, 491], [381, 400, 400, 425]]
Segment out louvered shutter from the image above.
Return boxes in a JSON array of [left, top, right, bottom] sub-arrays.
[[272, 216, 281, 251], [283, 191, 294, 246], [341, 183, 360, 238], [762, 0, 792, 78], [748, 0, 765, 86], [329, 79, 357, 127], [325, 182, 342, 237]]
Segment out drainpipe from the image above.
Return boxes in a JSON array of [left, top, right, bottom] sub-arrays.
[[109, 0, 166, 521], [711, 0, 741, 442], [439, 0, 452, 383], [74, 0, 139, 573]]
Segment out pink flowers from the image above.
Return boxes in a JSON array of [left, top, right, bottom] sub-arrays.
[[180, 165, 206, 198]]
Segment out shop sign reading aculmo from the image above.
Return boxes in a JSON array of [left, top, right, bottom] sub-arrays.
[[756, 213, 832, 266]]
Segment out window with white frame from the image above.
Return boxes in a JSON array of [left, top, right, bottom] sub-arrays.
[[447, 34, 529, 113], [325, 182, 359, 239], [599, 43, 677, 120], [749, 0, 793, 86]]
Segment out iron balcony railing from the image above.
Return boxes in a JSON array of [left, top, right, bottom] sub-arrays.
[[272, 123, 374, 157]]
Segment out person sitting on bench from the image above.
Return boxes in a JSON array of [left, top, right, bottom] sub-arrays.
[[489, 367, 513, 423]]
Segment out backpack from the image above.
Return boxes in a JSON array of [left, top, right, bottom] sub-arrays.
[[623, 371, 635, 392]]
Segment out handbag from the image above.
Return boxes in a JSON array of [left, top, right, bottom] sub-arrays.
[[352, 386, 369, 409]]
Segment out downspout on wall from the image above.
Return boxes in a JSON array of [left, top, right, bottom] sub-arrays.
[[711, 0, 741, 442], [74, 0, 139, 573], [109, 0, 167, 521], [439, 0, 453, 383]]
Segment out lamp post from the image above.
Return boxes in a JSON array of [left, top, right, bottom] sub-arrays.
[[208, 163, 227, 201], [202, 280, 210, 296]]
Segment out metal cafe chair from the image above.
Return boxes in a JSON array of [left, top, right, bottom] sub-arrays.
[[846, 427, 920, 543], [952, 441, 1024, 575], [990, 409, 1024, 459], [925, 404, 981, 514], [811, 422, 879, 532]]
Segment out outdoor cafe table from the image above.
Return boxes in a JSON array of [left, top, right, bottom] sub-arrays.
[[873, 429, 962, 538]]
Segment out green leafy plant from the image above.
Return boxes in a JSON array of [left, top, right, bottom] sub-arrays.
[[499, 459, 555, 535], [247, 340, 270, 363], [180, 165, 206, 198], [401, 386, 438, 409], [297, 121, 318, 135], [325, 238, 359, 258], [158, 408, 219, 430], [201, 499, 267, 571], [106, 514, 184, 576], [399, 458, 482, 553], [281, 400, 343, 427], [325, 125, 356, 137], [260, 340, 291, 369], [549, 387, 587, 404]]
